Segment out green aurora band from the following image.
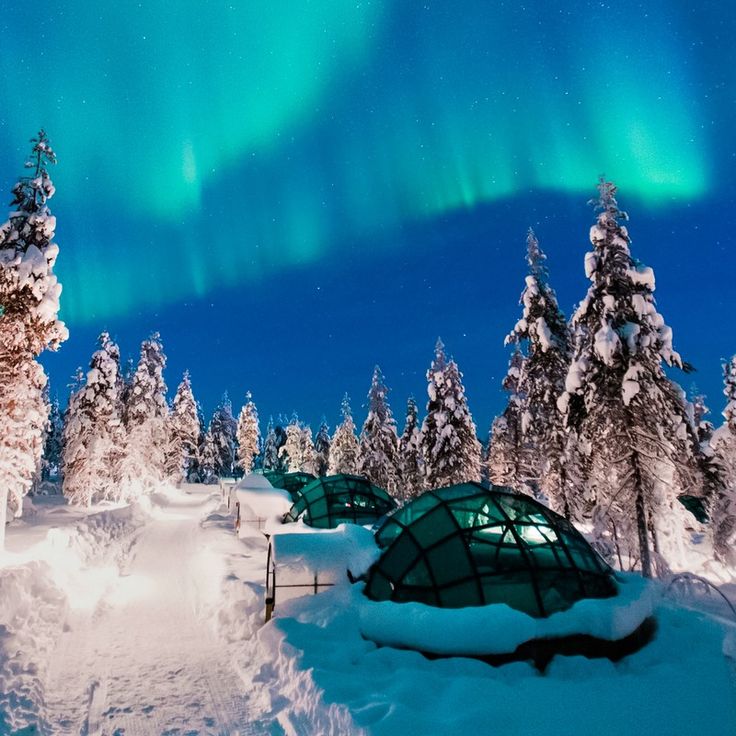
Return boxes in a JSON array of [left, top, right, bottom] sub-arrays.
[[0, 1, 712, 323]]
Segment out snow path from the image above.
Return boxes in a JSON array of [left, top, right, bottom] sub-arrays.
[[42, 491, 264, 735]]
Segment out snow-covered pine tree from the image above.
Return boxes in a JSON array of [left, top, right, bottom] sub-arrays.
[[710, 358, 736, 563], [279, 415, 317, 473], [279, 415, 300, 472], [199, 425, 218, 484], [119, 333, 169, 498], [486, 347, 525, 489], [42, 395, 63, 481], [262, 417, 279, 472], [314, 420, 331, 476], [209, 393, 238, 478], [722, 356, 736, 435], [505, 229, 574, 512], [328, 394, 361, 475], [236, 391, 260, 474], [690, 387, 714, 446], [398, 396, 423, 500], [358, 366, 399, 493], [62, 333, 123, 506], [164, 371, 200, 484], [420, 339, 482, 489], [299, 425, 318, 476], [558, 179, 700, 576], [0, 132, 67, 545]]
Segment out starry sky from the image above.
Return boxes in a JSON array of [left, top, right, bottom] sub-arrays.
[[1, 1, 734, 432]]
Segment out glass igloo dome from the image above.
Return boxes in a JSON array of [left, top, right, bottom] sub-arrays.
[[364, 483, 615, 617], [284, 474, 397, 529], [263, 471, 316, 501]]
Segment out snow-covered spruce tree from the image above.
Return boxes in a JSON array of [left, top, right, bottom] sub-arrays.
[[398, 396, 423, 500], [199, 425, 218, 484], [279, 415, 301, 472], [279, 415, 316, 473], [314, 420, 331, 476], [420, 339, 482, 489], [0, 132, 67, 545], [208, 394, 238, 478], [164, 371, 200, 484], [262, 417, 279, 472], [328, 394, 361, 475], [62, 333, 123, 506], [710, 358, 736, 563], [558, 179, 700, 576], [119, 333, 169, 498], [690, 387, 714, 446], [505, 229, 574, 512], [236, 391, 260, 474], [358, 366, 399, 493], [42, 395, 63, 481], [722, 356, 736, 435], [486, 347, 525, 489], [298, 425, 318, 476]]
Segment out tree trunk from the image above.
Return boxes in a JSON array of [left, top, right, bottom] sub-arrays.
[[0, 486, 7, 552], [632, 453, 652, 577]]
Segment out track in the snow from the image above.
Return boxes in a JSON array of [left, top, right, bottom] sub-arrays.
[[42, 492, 267, 736]]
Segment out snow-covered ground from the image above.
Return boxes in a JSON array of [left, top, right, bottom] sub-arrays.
[[1, 486, 270, 734], [2, 487, 735, 735]]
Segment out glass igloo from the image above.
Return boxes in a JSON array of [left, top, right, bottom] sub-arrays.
[[263, 471, 316, 501], [364, 483, 615, 617], [284, 474, 397, 529]]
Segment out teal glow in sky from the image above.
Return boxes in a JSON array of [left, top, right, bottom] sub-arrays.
[[1, 1, 734, 425], [0, 1, 713, 323]]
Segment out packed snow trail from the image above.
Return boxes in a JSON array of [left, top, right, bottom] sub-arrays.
[[42, 489, 264, 735]]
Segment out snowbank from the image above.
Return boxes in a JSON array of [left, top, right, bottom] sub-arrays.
[[244, 581, 736, 735], [267, 523, 380, 609], [236, 486, 292, 521], [358, 573, 654, 656], [0, 502, 148, 731], [271, 522, 379, 578]]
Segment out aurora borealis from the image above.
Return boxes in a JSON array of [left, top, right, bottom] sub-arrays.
[[1, 1, 734, 426]]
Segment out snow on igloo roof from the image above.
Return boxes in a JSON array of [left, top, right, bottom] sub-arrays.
[[284, 474, 397, 529], [365, 483, 616, 617], [263, 471, 316, 501]]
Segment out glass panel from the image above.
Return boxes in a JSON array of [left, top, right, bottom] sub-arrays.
[[481, 573, 541, 615], [439, 579, 483, 608], [408, 505, 455, 548], [366, 570, 393, 601], [401, 558, 434, 587], [425, 535, 473, 586], [380, 534, 422, 580]]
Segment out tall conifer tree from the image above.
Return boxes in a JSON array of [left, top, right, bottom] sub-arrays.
[[420, 339, 481, 489], [0, 132, 67, 546], [359, 366, 399, 493], [328, 395, 360, 475], [559, 180, 700, 575], [236, 391, 261, 474], [398, 397, 423, 499]]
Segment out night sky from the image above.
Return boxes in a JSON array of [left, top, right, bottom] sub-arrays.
[[1, 1, 734, 432]]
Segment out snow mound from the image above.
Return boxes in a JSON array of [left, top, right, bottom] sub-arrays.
[[357, 573, 654, 656], [243, 589, 367, 735], [236, 473, 275, 491], [271, 523, 380, 579], [248, 580, 736, 735], [0, 561, 66, 733], [0, 503, 147, 730], [235, 485, 292, 525]]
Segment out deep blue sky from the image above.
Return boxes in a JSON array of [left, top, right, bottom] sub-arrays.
[[1, 1, 734, 433]]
